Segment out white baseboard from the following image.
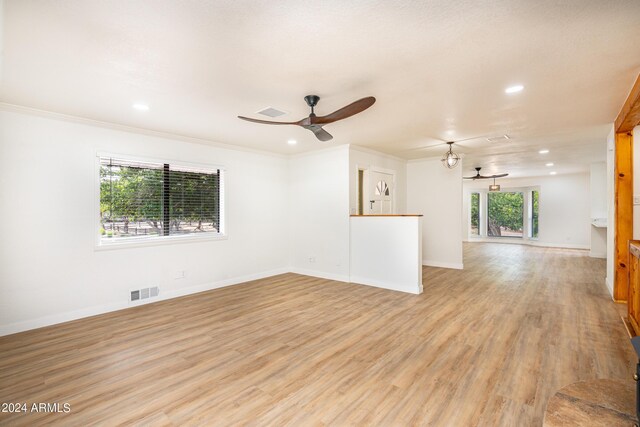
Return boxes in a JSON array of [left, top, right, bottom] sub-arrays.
[[423, 259, 464, 270], [289, 267, 350, 283], [349, 275, 422, 294], [0, 267, 289, 337], [606, 276, 614, 298], [466, 238, 589, 250], [533, 242, 590, 250], [589, 251, 606, 259]]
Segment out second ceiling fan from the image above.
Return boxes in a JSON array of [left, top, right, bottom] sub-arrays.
[[238, 95, 376, 142], [463, 167, 509, 180]]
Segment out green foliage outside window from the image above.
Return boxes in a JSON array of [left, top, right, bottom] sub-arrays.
[[100, 165, 163, 234], [531, 190, 539, 238], [487, 192, 524, 237], [470, 193, 480, 235]]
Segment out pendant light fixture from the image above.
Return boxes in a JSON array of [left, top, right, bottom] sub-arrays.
[[489, 177, 500, 191], [441, 142, 460, 169]]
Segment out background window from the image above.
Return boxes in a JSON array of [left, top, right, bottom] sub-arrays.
[[487, 192, 524, 238], [100, 157, 222, 242], [470, 192, 480, 236], [531, 190, 539, 238]]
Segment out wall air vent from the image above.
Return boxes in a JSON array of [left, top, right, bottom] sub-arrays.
[[257, 107, 286, 118], [486, 135, 511, 143], [129, 287, 160, 302]]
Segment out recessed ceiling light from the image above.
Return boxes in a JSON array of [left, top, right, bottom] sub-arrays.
[[539, 149, 549, 154], [505, 85, 524, 94], [550, 171, 557, 175], [132, 103, 149, 111], [545, 162, 554, 167], [287, 139, 297, 145]]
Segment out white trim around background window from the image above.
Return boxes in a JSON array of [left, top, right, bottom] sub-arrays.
[[94, 152, 228, 250], [467, 186, 540, 242]]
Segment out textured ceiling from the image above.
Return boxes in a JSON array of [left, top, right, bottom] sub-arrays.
[[1, 0, 640, 177]]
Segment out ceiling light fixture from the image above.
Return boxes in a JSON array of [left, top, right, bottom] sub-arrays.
[[550, 171, 557, 175], [539, 149, 549, 154], [505, 85, 524, 94], [441, 142, 460, 169], [132, 103, 149, 111], [545, 162, 554, 167], [287, 139, 297, 145], [489, 177, 500, 192]]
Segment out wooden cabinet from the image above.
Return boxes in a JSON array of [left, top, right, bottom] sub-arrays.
[[628, 241, 640, 335]]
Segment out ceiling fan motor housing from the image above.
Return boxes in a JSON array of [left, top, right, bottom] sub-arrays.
[[304, 95, 320, 108]]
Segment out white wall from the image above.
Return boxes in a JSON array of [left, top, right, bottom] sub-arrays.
[[463, 173, 591, 249], [590, 162, 607, 258], [407, 158, 463, 269], [350, 216, 422, 294], [0, 110, 290, 335], [289, 146, 350, 282], [348, 145, 407, 214], [590, 162, 607, 219]]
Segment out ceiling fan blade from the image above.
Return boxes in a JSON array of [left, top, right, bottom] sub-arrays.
[[238, 116, 301, 125], [308, 126, 333, 141], [314, 97, 376, 124], [463, 176, 479, 180], [490, 173, 509, 178]]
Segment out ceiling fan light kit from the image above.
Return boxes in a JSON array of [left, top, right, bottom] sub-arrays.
[[441, 142, 460, 169], [238, 95, 376, 142]]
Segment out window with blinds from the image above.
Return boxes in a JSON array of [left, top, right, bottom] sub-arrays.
[[99, 156, 223, 243]]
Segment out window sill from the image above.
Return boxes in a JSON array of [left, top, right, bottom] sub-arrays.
[[95, 233, 227, 251]]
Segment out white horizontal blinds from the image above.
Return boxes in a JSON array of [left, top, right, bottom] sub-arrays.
[[99, 157, 222, 242], [167, 165, 220, 235]]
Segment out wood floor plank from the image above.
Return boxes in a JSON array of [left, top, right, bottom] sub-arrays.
[[0, 243, 635, 426]]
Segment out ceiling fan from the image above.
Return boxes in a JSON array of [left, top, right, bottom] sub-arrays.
[[238, 95, 376, 142], [463, 167, 509, 180]]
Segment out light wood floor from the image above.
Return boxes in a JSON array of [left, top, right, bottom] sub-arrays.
[[0, 243, 635, 426]]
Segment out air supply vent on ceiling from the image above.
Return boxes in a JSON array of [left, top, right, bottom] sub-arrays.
[[257, 107, 286, 118], [486, 135, 511, 142]]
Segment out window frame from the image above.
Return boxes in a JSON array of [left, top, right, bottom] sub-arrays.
[[94, 152, 227, 250], [467, 185, 540, 243]]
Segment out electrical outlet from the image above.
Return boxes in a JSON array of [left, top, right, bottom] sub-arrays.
[[308, 257, 316, 263], [634, 195, 640, 205], [174, 270, 186, 279]]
